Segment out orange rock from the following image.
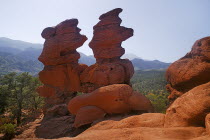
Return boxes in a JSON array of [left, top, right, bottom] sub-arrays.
[[81, 63, 125, 86], [39, 50, 80, 66], [39, 65, 68, 91], [90, 113, 165, 130], [206, 114, 210, 135], [99, 8, 123, 20], [68, 84, 133, 115], [164, 82, 210, 127], [189, 36, 210, 61], [89, 8, 133, 62], [166, 84, 184, 102], [36, 85, 56, 97], [94, 17, 122, 29], [73, 106, 106, 128], [93, 47, 125, 59], [68, 126, 206, 140], [116, 59, 134, 84], [39, 64, 81, 92], [41, 27, 56, 39], [166, 58, 210, 93], [39, 19, 87, 66], [80, 83, 100, 93], [80, 59, 134, 92], [90, 26, 133, 49], [128, 92, 154, 113], [166, 37, 210, 101], [66, 64, 81, 92], [68, 84, 154, 127], [55, 19, 79, 35]]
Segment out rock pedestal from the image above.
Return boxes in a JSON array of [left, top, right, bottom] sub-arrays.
[[37, 19, 87, 117], [67, 8, 153, 128], [37, 8, 154, 136], [80, 8, 134, 93]]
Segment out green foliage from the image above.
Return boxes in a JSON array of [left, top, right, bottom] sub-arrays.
[[0, 85, 8, 114], [131, 70, 169, 113], [0, 52, 43, 76], [0, 123, 16, 134], [0, 72, 44, 125]]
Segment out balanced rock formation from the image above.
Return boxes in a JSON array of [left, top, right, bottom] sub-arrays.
[[68, 84, 154, 128], [37, 19, 87, 117], [166, 37, 210, 102], [80, 8, 134, 93], [67, 8, 153, 128]]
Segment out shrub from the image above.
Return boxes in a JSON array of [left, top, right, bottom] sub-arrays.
[[1, 123, 16, 134]]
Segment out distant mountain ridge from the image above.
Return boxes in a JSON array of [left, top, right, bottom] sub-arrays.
[[0, 37, 171, 75], [0, 37, 42, 52]]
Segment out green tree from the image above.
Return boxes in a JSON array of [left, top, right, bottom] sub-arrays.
[[131, 70, 170, 113], [0, 72, 43, 125], [0, 85, 8, 114]]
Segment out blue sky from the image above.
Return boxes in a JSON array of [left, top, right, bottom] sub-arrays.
[[0, 0, 209, 62]]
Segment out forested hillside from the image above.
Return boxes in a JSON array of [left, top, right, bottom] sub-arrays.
[[131, 70, 169, 112]]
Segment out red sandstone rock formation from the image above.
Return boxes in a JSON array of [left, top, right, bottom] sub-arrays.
[[63, 113, 207, 140], [68, 84, 154, 128], [37, 19, 87, 117], [206, 114, 210, 135], [80, 8, 134, 93], [166, 36, 210, 102], [164, 82, 210, 127]]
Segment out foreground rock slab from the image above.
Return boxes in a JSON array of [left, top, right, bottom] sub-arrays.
[[67, 127, 206, 140]]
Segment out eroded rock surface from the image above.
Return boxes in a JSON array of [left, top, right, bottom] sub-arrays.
[[166, 37, 210, 102], [63, 114, 207, 140], [32, 8, 210, 140], [37, 19, 87, 118], [68, 84, 154, 128], [206, 114, 210, 135], [165, 82, 210, 127], [80, 8, 134, 92]]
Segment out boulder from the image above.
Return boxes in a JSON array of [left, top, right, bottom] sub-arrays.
[[164, 82, 210, 127], [166, 36, 210, 101], [68, 84, 153, 128], [68, 84, 133, 115]]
